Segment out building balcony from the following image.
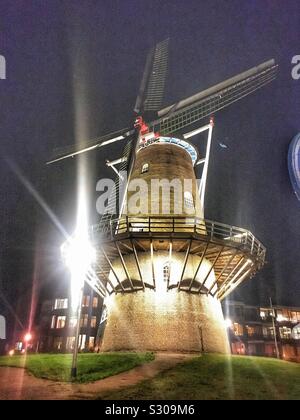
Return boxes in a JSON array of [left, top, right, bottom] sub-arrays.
[[88, 216, 266, 301]]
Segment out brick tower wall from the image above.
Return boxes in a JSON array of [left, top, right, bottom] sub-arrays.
[[101, 141, 230, 353], [124, 142, 203, 218], [101, 290, 230, 353]]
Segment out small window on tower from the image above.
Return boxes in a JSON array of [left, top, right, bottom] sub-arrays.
[[184, 191, 194, 209], [163, 263, 170, 283], [141, 163, 149, 174]]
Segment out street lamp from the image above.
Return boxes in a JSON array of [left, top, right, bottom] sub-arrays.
[[24, 332, 32, 353], [61, 233, 96, 378], [24, 332, 32, 342]]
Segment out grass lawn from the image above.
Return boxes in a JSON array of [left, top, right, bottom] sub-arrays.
[[104, 354, 300, 400], [0, 352, 154, 383]]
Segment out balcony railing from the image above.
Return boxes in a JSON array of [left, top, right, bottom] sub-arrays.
[[92, 216, 266, 262]]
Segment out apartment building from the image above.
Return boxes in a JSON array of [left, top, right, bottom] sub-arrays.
[[37, 286, 104, 352], [225, 301, 300, 362]]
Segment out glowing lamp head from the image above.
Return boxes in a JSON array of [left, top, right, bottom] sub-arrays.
[[8, 350, 14, 356], [61, 236, 96, 274], [61, 233, 96, 311], [24, 333, 32, 343]]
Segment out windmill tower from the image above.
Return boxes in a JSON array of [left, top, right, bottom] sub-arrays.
[[49, 40, 278, 353]]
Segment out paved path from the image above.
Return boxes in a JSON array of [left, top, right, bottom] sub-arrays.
[[0, 353, 194, 400]]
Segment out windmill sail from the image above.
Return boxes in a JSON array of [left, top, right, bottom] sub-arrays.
[[143, 38, 169, 111], [47, 39, 170, 165], [134, 38, 169, 114], [151, 59, 278, 135], [46, 127, 133, 165], [94, 137, 135, 233], [47, 50, 277, 166], [96, 40, 170, 231], [134, 46, 155, 114]]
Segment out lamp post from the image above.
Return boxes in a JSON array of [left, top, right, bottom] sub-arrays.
[[61, 234, 96, 379], [70, 287, 83, 379], [269, 297, 280, 359]]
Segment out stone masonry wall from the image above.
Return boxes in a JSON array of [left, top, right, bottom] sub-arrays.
[[101, 289, 230, 353]]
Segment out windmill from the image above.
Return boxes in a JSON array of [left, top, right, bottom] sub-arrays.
[[50, 40, 278, 353]]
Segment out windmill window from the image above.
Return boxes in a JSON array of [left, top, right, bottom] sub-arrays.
[[184, 191, 194, 209], [163, 263, 170, 283], [141, 163, 149, 174]]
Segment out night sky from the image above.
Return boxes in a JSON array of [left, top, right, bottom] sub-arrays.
[[1, 0, 300, 332]]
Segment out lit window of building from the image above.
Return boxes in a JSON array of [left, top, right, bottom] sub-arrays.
[[54, 298, 68, 310], [279, 326, 292, 339], [263, 326, 275, 338], [260, 310, 266, 320], [92, 297, 99, 308], [292, 326, 300, 340], [184, 191, 194, 209], [69, 317, 77, 328], [66, 337, 75, 351], [246, 326, 255, 336], [89, 337, 95, 349], [246, 325, 261, 337], [141, 163, 149, 174], [233, 323, 243, 336], [50, 316, 56, 329], [91, 316, 97, 328], [290, 311, 300, 323], [79, 334, 86, 350], [260, 308, 273, 320], [82, 296, 90, 308], [53, 337, 63, 351], [56, 316, 66, 329], [276, 309, 289, 322], [80, 314, 89, 328]]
